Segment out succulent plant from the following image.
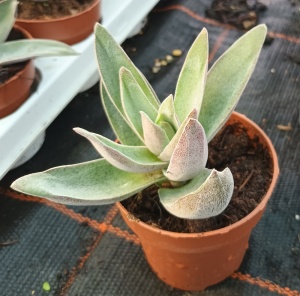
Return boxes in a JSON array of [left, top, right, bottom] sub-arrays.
[[11, 23, 267, 219], [0, 0, 77, 67]]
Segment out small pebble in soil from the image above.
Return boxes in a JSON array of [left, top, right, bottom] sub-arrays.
[[165, 55, 174, 62], [154, 59, 161, 67], [161, 59, 168, 66], [172, 49, 183, 57], [295, 214, 300, 221], [151, 50, 184, 75], [152, 66, 160, 74]]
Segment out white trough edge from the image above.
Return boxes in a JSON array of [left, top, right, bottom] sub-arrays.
[[0, 0, 159, 180]]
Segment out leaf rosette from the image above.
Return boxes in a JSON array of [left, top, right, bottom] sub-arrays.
[[11, 22, 267, 219]]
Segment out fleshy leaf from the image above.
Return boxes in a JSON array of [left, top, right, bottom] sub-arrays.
[[174, 28, 208, 123], [157, 120, 176, 141], [141, 112, 170, 156], [11, 159, 166, 205], [159, 168, 234, 219], [0, 39, 78, 65], [156, 94, 179, 131], [74, 127, 167, 173], [159, 108, 198, 161], [199, 24, 267, 141], [94, 23, 160, 114], [120, 67, 158, 138], [163, 119, 208, 181], [101, 81, 144, 145], [0, 0, 18, 43]]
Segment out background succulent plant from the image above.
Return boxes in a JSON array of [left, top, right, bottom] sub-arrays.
[[0, 0, 77, 66], [11, 23, 267, 219]]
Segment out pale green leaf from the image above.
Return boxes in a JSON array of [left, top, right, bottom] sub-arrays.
[[94, 23, 160, 114], [155, 94, 179, 131], [0, 39, 78, 65], [199, 24, 267, 141], [174, 28, 208, 123], [159, 168, 234, 219], [11, 159, 165, 205], [163, 119, 208, 181], [141, 112, 170, 156], [74, 127, 167, 173], [159, 108, 198, 161], [101, 81, 144, 145], [120, 67, 158, 138], [0, 0, 18, 43]]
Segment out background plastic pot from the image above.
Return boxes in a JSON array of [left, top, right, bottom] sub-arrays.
[[117, 111, 279, 291], [0, 25, 35, 119], [15, 0, 101, 45]]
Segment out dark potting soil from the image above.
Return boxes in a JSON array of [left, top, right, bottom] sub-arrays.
[[0, 30, 28, 84], [122, 122, 273, 233], [17, 0, 96, 20], [205, 0, 267, 30]]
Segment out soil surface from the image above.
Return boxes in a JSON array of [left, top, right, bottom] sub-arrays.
[[0, 30, 28, 84], [205, 0, 267, 30], [17, 0, 96, 20], [122, 122, 273, 233]]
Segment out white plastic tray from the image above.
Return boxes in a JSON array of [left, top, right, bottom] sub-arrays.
[[0, 0, 159, 180]]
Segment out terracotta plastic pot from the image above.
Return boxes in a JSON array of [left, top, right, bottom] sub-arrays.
[[0, 25, 35, 119], [15, 0, 101, 45], [117, 111, 279, 291]]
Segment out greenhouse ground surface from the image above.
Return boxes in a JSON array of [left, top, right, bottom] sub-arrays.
[[0, 0, 299, 295]]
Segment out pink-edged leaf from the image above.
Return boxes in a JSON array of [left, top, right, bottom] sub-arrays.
[[159, 108, 198, 161], [174, 28, 208, 123], [95, 24, 160, 114], [159, 168, 234, 219], [74, 128, 167, 173], [141, 111, 170, 156], [101, 81, 144, 145], [120, 67, 158, 139], [199, 25, 267, 141], [11, 159, 165, 205], [163, 119, 208, 182]]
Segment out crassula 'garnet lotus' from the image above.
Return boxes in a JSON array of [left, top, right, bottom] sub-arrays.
[[11, 23, 267, 219]]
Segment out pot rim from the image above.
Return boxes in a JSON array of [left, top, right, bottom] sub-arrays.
[[16, 0, 100, 24], [12, 24, 33, 39], [117, 111, 279, 238], [1, 25, 34, 87]]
